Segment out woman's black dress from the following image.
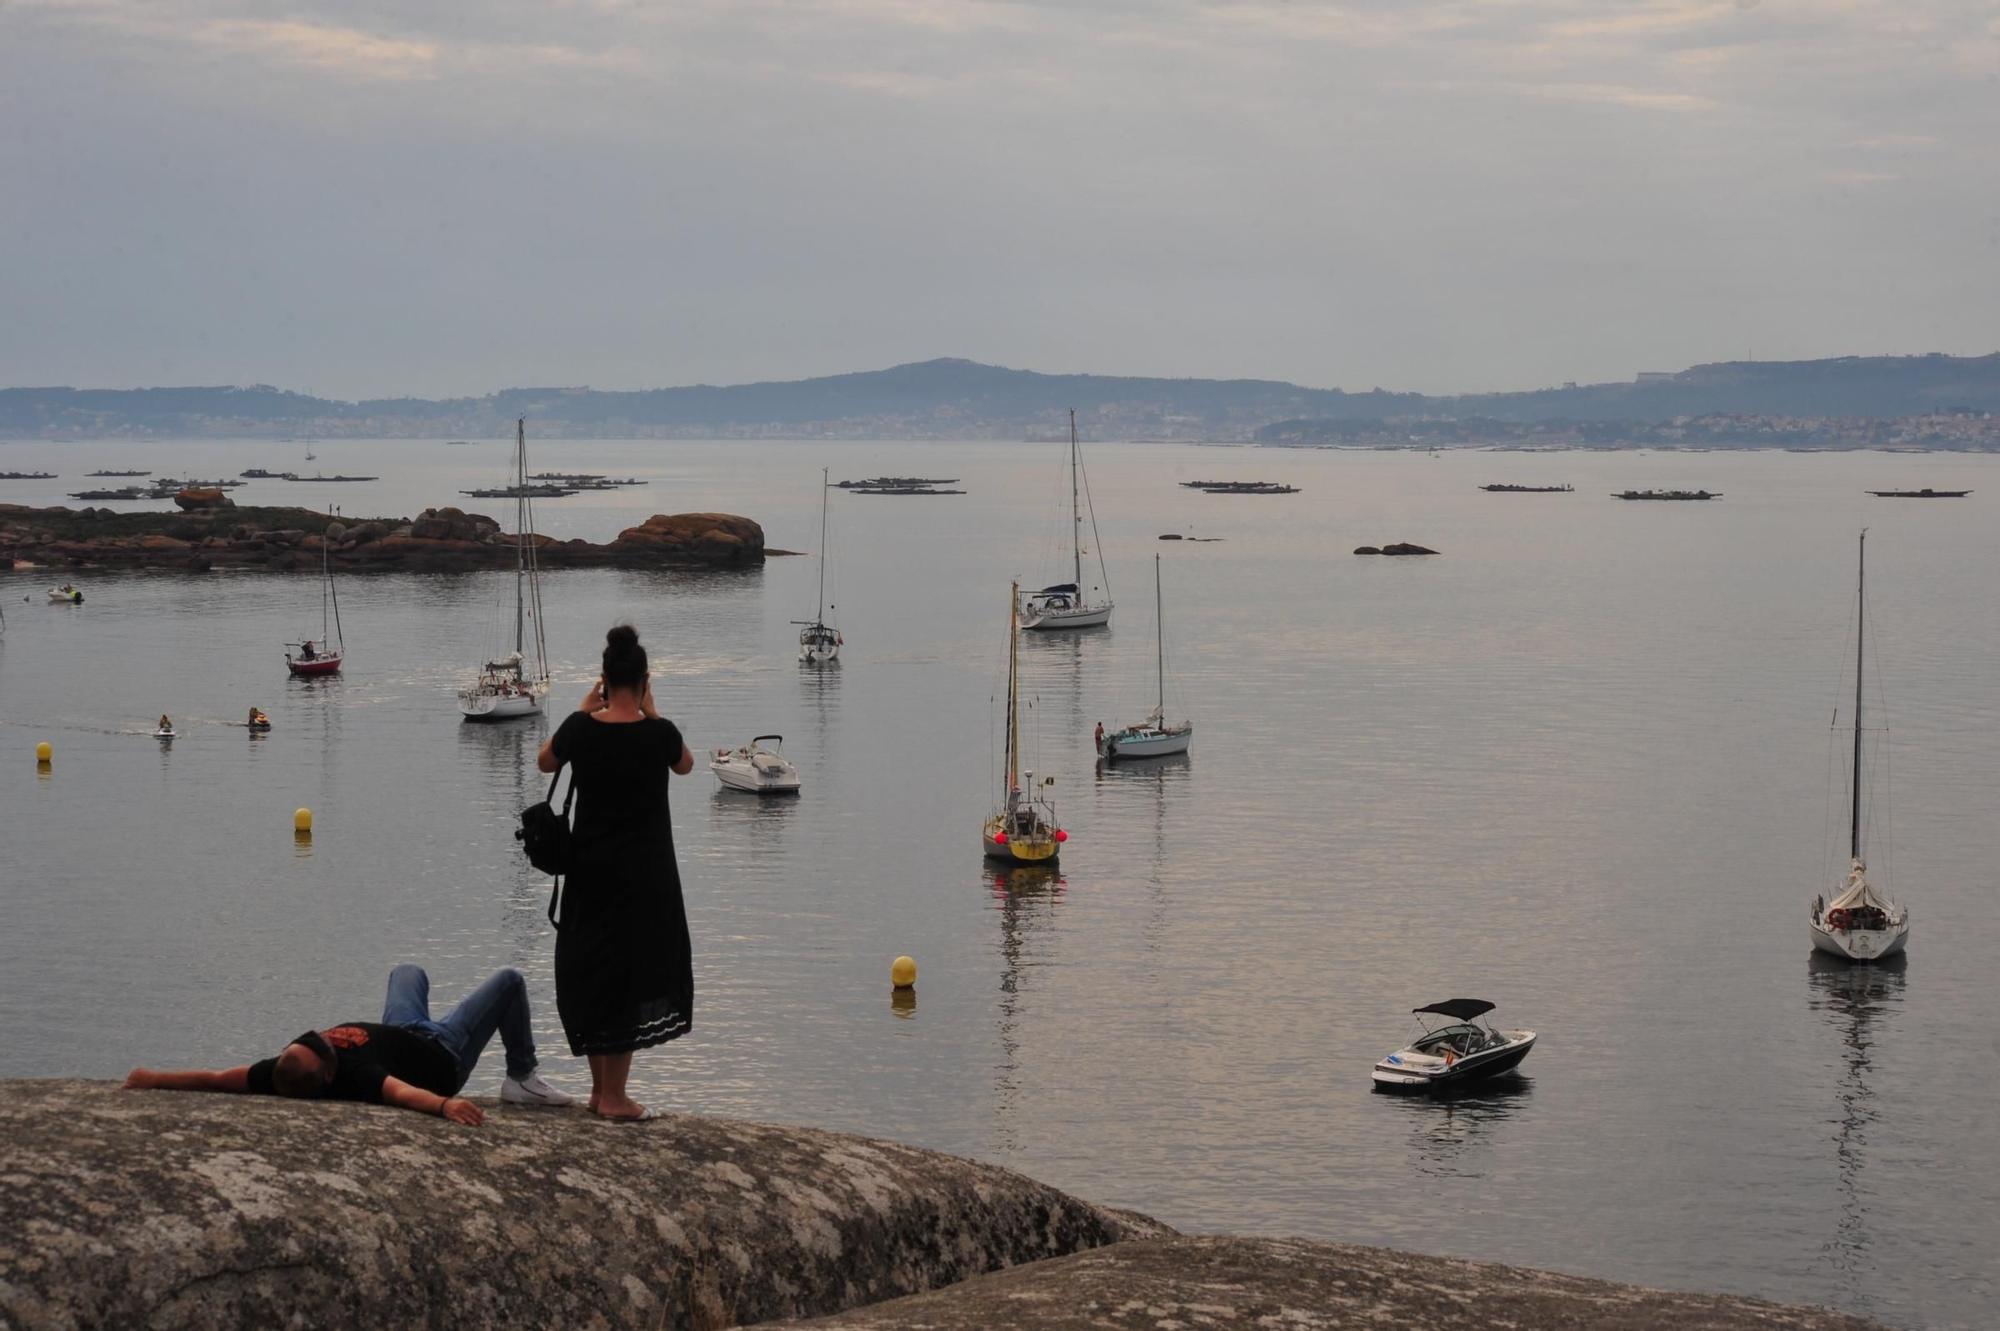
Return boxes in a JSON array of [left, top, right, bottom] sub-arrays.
[[551, 712, 691, 1056]]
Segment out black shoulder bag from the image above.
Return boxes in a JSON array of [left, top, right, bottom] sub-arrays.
[[517, 764, 576, 926]]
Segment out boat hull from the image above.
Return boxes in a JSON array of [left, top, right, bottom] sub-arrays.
[[47, 590, 82, 604], [1372, 1033, 1535, 1093], [1809, 919, 1909, 963], [981, 816, 1059, 862], [1020, 602, 1112, 631], [712, 765, 801, 795], [1099, 726, 1193, 760], [459, 690, 544, 721], [799, 642, 841, 664], [286, 653, 343, 676]]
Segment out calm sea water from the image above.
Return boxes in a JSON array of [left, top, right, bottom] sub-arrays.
[[3, 439, 1997, 1328]]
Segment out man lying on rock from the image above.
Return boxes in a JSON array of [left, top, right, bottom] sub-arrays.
[[123, 965, 574, 1124]]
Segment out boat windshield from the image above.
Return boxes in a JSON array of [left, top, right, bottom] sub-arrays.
[[1414, 1022, 1502, 1055]]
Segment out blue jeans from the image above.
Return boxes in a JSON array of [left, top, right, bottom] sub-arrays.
[[380, 965, 539, 1092]]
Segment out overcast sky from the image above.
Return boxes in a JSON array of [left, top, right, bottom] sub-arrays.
[[4, 0, 1997, 399]]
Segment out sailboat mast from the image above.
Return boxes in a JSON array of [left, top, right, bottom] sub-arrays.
[[1006, 580, 1020, 791], [324, 505, 343, 650], [1070, 409, 1082, 589], [817, 467, 829, 623], [1155, 554, 1165, 717], [514, 418, 527, 657], [1851, 529, 1865, 861]]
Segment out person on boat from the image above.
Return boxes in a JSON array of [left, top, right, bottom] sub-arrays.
[[1094, 721, 1104, 750], [537, 624, 696, 1122], [158, 714, 172, 732], [121, 964, 575, 1122], [300, 639, 316, 660], [248, 706, 268, 728]]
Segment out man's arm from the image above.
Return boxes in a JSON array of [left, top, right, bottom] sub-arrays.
[[124, 1067, 253, 1093], [379, 1076, 484, 1126]]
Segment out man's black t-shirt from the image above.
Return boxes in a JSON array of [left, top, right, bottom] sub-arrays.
[[246, 1022, 459, 1104]]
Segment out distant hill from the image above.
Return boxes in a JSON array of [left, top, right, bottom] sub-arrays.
[[3, 353, 1997, 441]]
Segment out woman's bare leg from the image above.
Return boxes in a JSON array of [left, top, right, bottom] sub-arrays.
[[593, 1052, 646, 1119]]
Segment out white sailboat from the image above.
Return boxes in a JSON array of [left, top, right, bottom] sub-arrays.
[[1097, 554, 1193, 761], [1020, 410, 1112, 631], [983, 581, 1066, 862], [458, 418, 550, 722], [794, 468, 841, 663], [1809, 530, 1911, 962]]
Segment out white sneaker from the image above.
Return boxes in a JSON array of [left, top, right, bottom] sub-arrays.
[[501, 1072, 577, 1107]]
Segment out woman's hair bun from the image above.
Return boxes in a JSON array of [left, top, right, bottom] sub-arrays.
[[601, 622, 648, 688], [606, 624, 640, 653]]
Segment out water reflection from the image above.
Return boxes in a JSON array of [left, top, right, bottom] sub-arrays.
[[1020, 632, 1089, 740], [1391, 1076, 1535, 1178], [1806, 952, 1907, 1312], [456, 721, 548, 950], [989, 863, 1066, 1153]]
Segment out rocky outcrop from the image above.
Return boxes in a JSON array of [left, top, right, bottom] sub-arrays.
[[780, 1236, 1884, 1330], [0, 504, 765, 572], [0, 1079, 1163, 1330], [614, 512, 765, 566], [173, 487, 234, 511], [1354, 542, 1439, 556]]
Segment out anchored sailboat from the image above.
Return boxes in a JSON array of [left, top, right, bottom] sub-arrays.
[[458, 419, 550, 721], [1020, 410, 1112, 631], [284, 512, 345, 676], [794, 468, 841, 663], [983, 581, 1065, 862], [1809, 530, 1911, 962], [1098, 554, 1193, 760]]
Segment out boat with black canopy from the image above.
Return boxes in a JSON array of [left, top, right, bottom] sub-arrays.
[[1370, 999, 1536, 1093]]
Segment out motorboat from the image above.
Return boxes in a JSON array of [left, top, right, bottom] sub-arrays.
[[983, 581, 1066, 862], [246, 711, 272, 733], [285, 517, 345, 676], [711, 736, 802, 795], [1098, 554, 1193, 761], [794, 468, 842, 663], [1019, 411, 1113, 631], [459, 420, 552, 721], [47, 585, 83, 604], [1371, 999, 1536, 1093], [1808, 532, 1911, 963], [154, 724, 176, 741]]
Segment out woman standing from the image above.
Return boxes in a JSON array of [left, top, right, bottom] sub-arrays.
[[537, 624, 695, 1120]]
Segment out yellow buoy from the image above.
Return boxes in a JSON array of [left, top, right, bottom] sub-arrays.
[[890, 955, 917, 990], [35, 741, 52, 763], [293, 807, 313, 833]]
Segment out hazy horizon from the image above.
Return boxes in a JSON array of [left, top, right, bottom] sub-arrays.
[[6, 1, 1997, 401]]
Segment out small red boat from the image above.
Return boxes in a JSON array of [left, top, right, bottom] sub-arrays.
[[286, 647, 343, 676]]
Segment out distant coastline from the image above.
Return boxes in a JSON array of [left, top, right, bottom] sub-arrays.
[[3, 352, 1998, 445]]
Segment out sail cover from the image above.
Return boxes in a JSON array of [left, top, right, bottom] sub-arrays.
[[1828, 859, 1890, 912], [1034, 583, 1080, 595]]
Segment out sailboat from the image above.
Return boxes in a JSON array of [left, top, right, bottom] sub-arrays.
[[284, 512, 345, 676], [983, 581, 1066, 863], [794, 468, 841, 663], [1097, 555, 1193, 760], [459, 419, 551, 721], [1020, 410, 1112, 631], [1809, 530, 1911, 962]]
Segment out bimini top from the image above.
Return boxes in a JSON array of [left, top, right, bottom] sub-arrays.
[[1032, 583, 1080, 595], [1414, 998, 1495, 1020]]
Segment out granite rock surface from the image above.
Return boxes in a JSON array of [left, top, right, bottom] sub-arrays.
[[0, 1079, 1163, 1331], [777, 1235, 1886, 1331]]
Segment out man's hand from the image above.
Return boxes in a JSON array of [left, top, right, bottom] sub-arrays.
[[441, 1097, 484, 1126]]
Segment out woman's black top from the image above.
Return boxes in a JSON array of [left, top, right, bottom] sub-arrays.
[[550, 711, 691, 1056]]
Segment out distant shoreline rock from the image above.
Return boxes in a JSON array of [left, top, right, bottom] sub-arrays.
[[0, 503, 766, 572], [1353, 542, 1439, 556]]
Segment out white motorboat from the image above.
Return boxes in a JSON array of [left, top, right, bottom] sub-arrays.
[[1808, 531, 1911, 963], [154, 725, 176, 741], [1020, 410, 1112, 631], [1098, 554, 1193, 761], [459, 419, 551, 721], [983, 581, 1065, 862], [794, 468, 842, 663], [1372, 999, 1536, 1093], [711, 735, 802, 795], [47, 585, 83, 604]]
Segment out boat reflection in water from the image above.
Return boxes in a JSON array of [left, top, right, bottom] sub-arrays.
[[1806, 950, 1907, 1316], [1388, 1077, 1535, 1180], [989, 863, 1066, 1154]]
